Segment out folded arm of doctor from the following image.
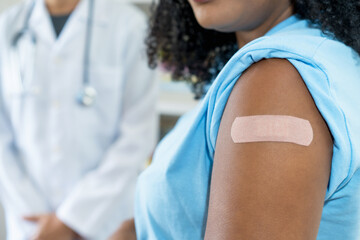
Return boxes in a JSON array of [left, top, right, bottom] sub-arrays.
[[55, 17, 158, 239]]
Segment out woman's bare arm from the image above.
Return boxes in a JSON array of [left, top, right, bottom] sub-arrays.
[[205, 59, 333, 240]]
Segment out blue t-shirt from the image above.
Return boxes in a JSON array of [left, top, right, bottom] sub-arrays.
[[135, 16, 360, 239]]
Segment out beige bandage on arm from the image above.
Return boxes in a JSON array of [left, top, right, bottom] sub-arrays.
[[231, 115, 313, 146]]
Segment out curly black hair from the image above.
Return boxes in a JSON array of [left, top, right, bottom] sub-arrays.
[[146, 0, 360, 98]]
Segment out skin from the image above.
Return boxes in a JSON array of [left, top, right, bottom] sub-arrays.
[[23, 2, 80, 240], [23, 214, 78, 240], [188, 0, 293, 47], [46, 0, 80, 15], [189, 0, 333, 239]]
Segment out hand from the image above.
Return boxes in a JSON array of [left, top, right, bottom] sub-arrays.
[[108, 219, 136, 240], [24, 213, 78, 240]]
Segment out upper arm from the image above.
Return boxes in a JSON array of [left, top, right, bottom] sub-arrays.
[[205, 59, 333, 240]]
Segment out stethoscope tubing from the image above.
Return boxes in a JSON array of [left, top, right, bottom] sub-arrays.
[[11, 0, 97, 107], [83, 0, 94, 87]]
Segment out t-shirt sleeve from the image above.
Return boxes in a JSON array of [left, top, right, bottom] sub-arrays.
[[287, 58, 352, 200]]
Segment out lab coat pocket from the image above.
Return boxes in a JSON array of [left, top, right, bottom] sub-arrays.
[[2, 44, 40, 101], [2, 68, 43, 111], [1, 58, 44, 131]]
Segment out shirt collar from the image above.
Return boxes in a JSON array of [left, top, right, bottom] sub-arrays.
[[265, 15, 299, 37]]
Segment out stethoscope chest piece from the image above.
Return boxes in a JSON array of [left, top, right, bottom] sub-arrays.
[[77, 85, 97, 107]]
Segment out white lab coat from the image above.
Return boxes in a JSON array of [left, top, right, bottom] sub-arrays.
[[0, 0, 157, 239]]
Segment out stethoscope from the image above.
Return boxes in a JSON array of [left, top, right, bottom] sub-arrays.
[[11, 0, 97, 107]]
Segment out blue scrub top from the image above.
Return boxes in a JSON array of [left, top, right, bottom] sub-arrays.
[[135, 16, 360, 239]]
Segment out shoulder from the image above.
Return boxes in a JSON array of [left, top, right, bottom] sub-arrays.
[[212, 25, 348, 121], [207, 24, 356, 199], [225, 58, 326, 128], [218, 58, 334, 173]]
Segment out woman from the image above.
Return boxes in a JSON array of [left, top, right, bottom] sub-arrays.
[[115, 0, 360, 239]]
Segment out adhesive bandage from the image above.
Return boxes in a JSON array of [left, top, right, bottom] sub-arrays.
[[231, 115, 313, 146]]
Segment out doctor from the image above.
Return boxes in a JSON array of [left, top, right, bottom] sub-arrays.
[[0, 0, 157, 239]]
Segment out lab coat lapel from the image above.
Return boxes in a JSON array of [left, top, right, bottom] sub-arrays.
[[26, 0, 109, 55], [53, 0, 86, 50], [28, 0, 56, 45], [53, 0, 109, 52]]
